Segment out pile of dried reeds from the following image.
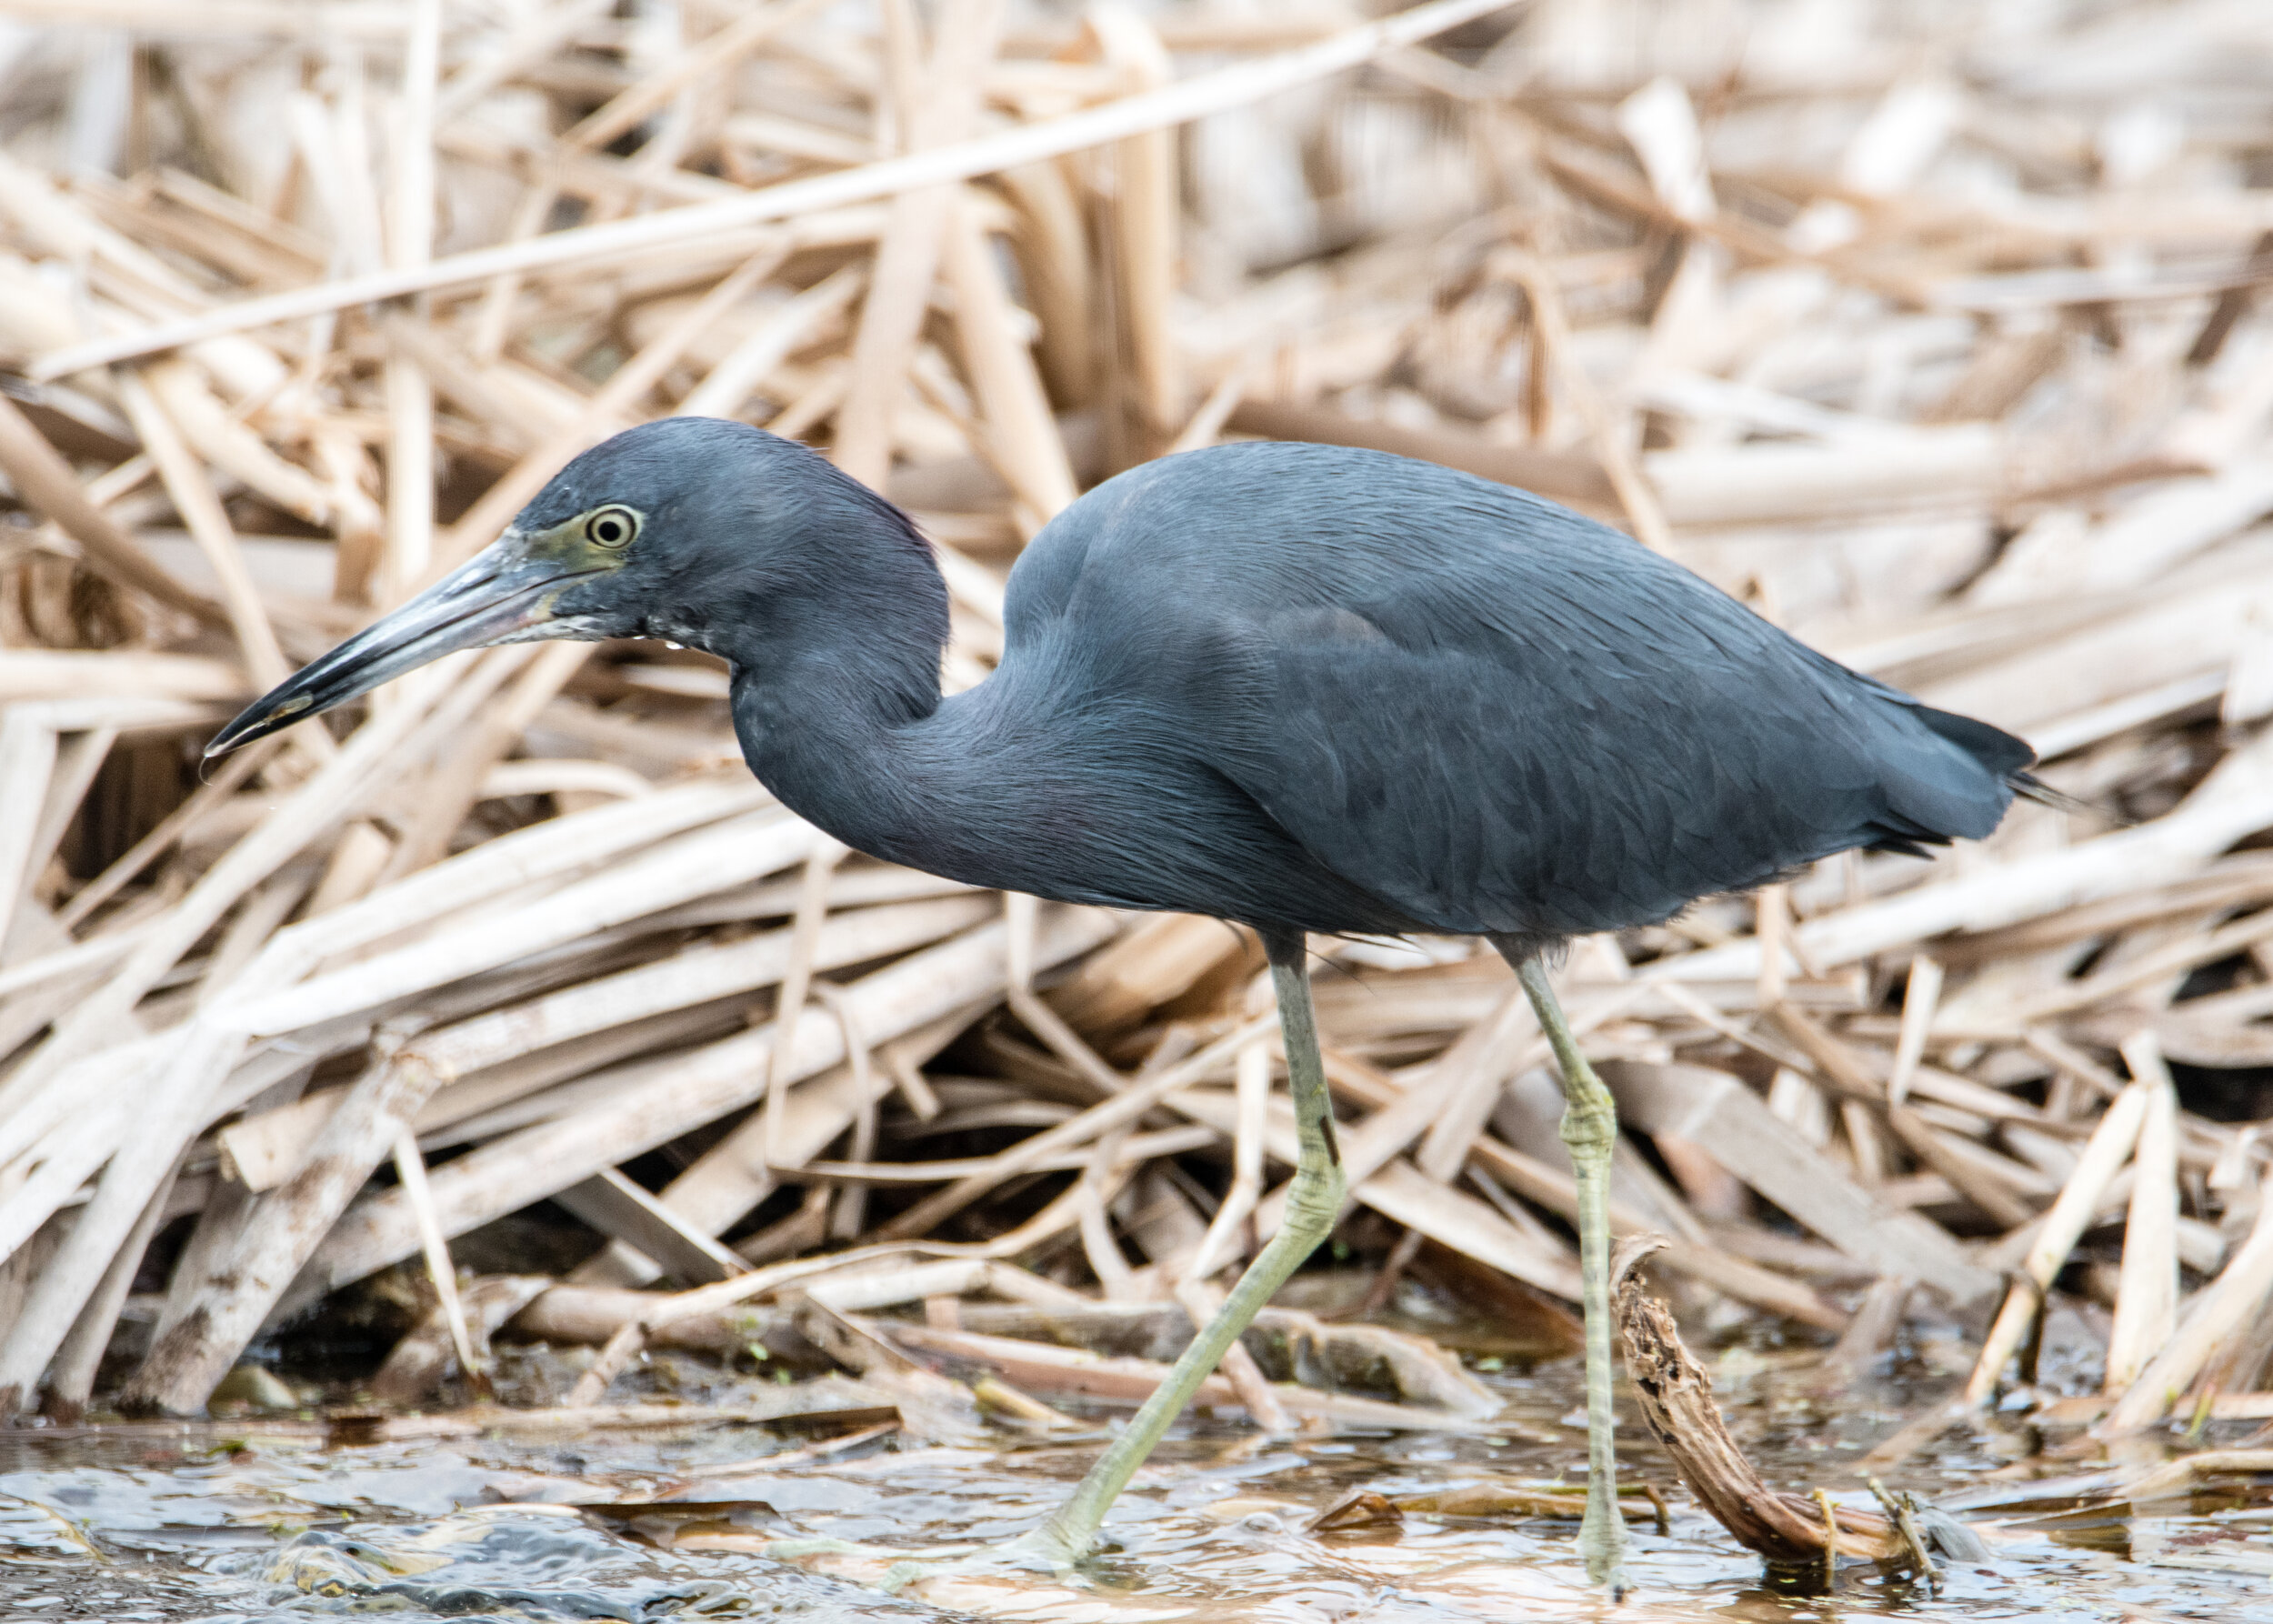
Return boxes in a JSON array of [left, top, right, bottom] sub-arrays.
[[3, 0, 2273, 1470]]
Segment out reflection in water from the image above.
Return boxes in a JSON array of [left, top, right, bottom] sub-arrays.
[[0, 1355, 2264, 1621]]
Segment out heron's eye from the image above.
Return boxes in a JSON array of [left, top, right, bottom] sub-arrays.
[[585, 506, 639, 548]]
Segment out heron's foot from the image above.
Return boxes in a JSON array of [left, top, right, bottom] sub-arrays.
[[763, 1529, 1085, 1597], [760, 1536, 972, 1594], [881, 1528, 1090, 1591], [1579, 1485, 1631, 1599], [759, 1537, 874, 1562], [992, 1521, 1090, 1573]]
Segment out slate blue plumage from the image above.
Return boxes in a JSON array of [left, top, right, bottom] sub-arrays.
[[499, 421, 2030, 945]]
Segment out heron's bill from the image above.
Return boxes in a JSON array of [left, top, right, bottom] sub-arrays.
[[205, 536, 601, 757]]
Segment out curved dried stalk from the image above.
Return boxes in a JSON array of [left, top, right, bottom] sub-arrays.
[[1610, 1235, 1908, 1569]]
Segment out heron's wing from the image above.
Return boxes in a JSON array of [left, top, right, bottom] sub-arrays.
[[1009, 442, 2023, 938], [1195, 501, 2018, 939]]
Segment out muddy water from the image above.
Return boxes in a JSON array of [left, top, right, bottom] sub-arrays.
[[1, 1354, 2267, 1622]]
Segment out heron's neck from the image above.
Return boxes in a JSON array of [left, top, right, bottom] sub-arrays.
[[700, 516, 1020, 882]]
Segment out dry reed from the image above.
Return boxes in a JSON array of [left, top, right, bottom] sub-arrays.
[[0, 0, 2269, 1501]]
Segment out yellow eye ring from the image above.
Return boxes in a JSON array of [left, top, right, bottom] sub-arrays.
[[585, 506, 639, 548]]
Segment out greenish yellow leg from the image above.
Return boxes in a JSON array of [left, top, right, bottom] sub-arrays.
[[1011, 927, 1344, 1568], [1514, 952, 1630, 1594]]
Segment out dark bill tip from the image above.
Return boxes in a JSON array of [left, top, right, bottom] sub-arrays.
[[205, 672, 342, 759], [205, 546, 596, 758]]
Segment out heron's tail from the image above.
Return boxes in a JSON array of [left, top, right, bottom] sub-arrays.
[[2011, 771, 2114, 821], [1903, 700, 2113, 821]]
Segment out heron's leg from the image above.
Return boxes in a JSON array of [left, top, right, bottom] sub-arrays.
[[1016, 927, 1344, 1568], [1511, 951, 1630, 1593]]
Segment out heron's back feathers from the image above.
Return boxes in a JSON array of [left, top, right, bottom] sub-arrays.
[[999, 441, 2035, 937]]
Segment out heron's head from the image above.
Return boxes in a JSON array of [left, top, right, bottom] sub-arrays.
[[208, 418, 921, 757]]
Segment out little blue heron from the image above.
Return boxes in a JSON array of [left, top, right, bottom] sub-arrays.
[[212, 420, 2038, 1589]]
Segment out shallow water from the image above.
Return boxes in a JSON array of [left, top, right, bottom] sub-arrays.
[[2, 1354, 2268, 1622]]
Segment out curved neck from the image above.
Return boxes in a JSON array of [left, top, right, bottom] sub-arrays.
[[686, 496, 1019, 883]]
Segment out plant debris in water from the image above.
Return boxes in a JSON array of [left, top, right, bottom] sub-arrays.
[[3, 1349, 2268, 1620]]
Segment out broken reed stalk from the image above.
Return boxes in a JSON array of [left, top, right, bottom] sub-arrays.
[[123, 1052, 450, 1415], [2105, 1189, 2273, 1433], [764, 837, 849, 1169], [1963, 1079, 2152, 1406], [566, 1318, 647, 1408], [11, 0, 2273, 1459], [1611, 1237, 1911, 1570], [392, 1125, 483, 1398], [40, 1167, 179, 1424], [2105, 1032, 2179, 1395]]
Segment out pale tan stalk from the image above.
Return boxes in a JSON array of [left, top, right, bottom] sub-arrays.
[[34, 0, 1523, 378], [1965, 1080, 2152, 1404], [831, 0, 1009, 486], [2105, 1034, 2179, 1395]]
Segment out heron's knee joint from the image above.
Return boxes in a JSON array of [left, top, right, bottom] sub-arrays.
[[1558, 1095, 1618, 1158], [1284, 1160, 1346, 1239]]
